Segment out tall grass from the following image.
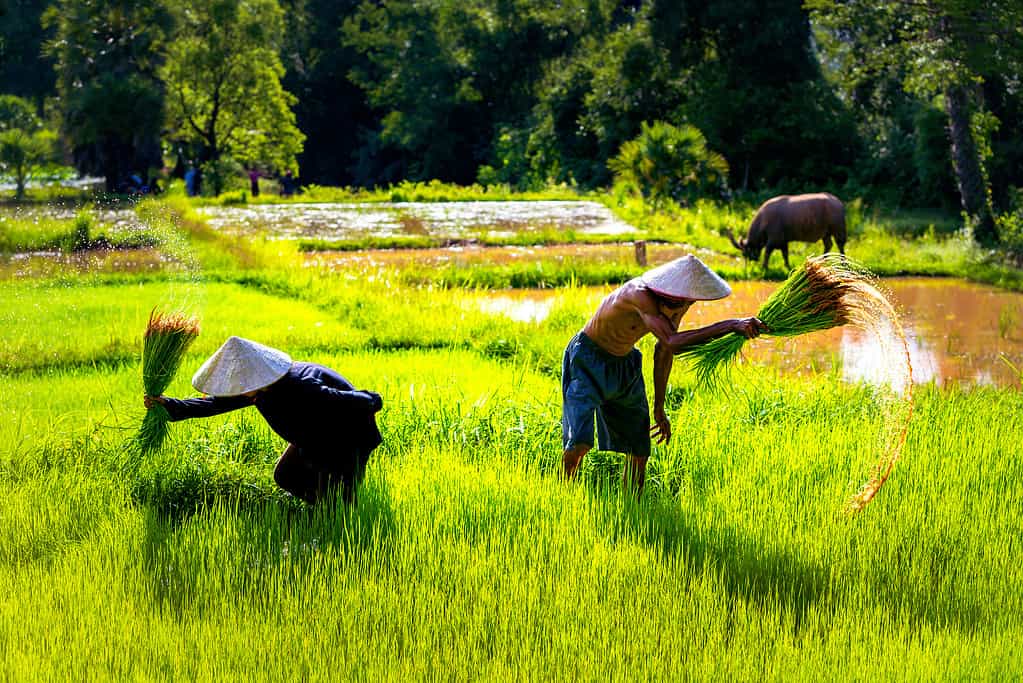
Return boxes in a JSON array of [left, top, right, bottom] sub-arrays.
[[0, 348, 1021, 678], [2, 195, 1022, 677]]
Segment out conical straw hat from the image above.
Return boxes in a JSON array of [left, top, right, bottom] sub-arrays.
[[192, 336, 292, 396], [640, 255, 731, 301]]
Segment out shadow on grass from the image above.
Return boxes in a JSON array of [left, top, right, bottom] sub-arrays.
[[584, 466, 986, 636], [133, 453, 396, 617]]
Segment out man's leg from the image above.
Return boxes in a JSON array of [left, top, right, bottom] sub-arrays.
[[562, 443, 592, 479], [273, 444, 319, 504], [623, 455, 649, 494]]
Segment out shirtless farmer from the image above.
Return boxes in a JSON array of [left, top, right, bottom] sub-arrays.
[[561, 255, 766, 491]]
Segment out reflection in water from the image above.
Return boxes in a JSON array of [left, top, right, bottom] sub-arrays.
[[477, 296, 553, 324], [476, 278, 1023, 388], [0, 248, 172, 278]]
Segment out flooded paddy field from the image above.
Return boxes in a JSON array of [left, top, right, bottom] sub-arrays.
[[474, 278, 1023, 389], [198, 200, 636, 239], [0, 248, 171, 278]]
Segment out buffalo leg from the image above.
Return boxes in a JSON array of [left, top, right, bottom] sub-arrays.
[[780, 243, 790, 270], [823, 235, 833, 254], [762, 246, 773, 271]]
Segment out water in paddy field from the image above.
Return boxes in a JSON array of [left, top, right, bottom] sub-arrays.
[[198, 201, 637, 239], [476, 278, 1023, 390]]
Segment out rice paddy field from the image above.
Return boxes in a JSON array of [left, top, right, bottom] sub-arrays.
[[1, 195, 1022, 679]]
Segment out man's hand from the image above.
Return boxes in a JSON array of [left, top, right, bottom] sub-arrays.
[[730, 317, 768, 339], [650, 409, 671, 445], [144, 395, 167, 409]]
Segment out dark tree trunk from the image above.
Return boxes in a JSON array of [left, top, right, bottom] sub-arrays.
[[944, 85, 998, 246]]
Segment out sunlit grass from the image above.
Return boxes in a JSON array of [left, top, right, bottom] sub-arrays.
[[1, 343, 1021, 677], [1, 196, 1022, 677]]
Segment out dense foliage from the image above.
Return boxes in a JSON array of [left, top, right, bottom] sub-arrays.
[[2, 0, 1023, 243]]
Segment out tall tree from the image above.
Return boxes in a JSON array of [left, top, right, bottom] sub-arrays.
[[343, 0, 603, 184], [0, 0, 55, 101], [0, 94, 56, 198], [44, 0, 172, 192], [808, 0, 1023, 246], [162, 0, 305, 194], [280, 0, 380, 186]]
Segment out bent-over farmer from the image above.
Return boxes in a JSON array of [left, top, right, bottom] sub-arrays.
[[144, 336, 383, 505], [562, 255, 766, 492]]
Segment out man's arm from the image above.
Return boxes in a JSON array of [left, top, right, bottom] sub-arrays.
[[146, 394, 254, 421], [304, 381, 383, 414], [651, 340, 674, 444], [631, 289, 765, 352]]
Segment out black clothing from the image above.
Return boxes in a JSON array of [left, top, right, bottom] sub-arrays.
[[163, 362, 383, 504], [163, 362, 382, 452]]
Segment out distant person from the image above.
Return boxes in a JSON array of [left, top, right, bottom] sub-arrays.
[[247, 168, 261, 197], [560, 256, 766, 493], [144, 337, 384, 505], [279, 169, 297, 197], [184, 165, 197, 197]]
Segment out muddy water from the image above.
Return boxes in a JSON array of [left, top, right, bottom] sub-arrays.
[[199, 201, 636, 239], [0, 248, 171, 278], [476, 279, 1023, 388]]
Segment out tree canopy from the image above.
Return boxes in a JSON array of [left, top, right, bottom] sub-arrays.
[[0, 0, 1019, 229], [162, 0, 304, 194]]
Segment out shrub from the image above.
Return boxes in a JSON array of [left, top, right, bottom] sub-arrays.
[[608, 121, 729, 208]]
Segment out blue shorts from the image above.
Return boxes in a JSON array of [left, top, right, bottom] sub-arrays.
[[561, 331, 651, 458]]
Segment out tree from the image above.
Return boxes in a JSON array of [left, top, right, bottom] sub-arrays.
[[343, 0, 606, 185], [279, 0, 381, 186], [0, 94, 55, 198], [162, 0, 305, 195], [0, 0, 55, 101], [808, 0, 1023, 246], [608, 121, 728, 208], [44, 0, 172, 192]]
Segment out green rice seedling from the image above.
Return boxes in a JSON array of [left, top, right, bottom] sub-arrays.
[[137, 308, 200, 453], [678, 254, 881, 386], [678, 254, 914, 512]]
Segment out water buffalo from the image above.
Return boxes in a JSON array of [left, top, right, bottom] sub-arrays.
[[726, 193, 846, 270]]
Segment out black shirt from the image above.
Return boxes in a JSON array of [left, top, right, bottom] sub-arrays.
[[163, 362, 382, 452]]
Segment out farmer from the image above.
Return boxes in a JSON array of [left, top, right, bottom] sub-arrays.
[[144, 336, 383, 505], [562, 255, 766, 492]]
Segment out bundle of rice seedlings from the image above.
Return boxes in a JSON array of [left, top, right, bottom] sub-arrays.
[[136, 308, 200, 453], [679, 253, 914, 513], [678, 254, 874, 386]]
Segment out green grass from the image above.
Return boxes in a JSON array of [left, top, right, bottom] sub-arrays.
[[297, 229, 640, 252], [1, 194, 1022, 677], [0, 342, 1021, 677], [0, 208, 160, 254]]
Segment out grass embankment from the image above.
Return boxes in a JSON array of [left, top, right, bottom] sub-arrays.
[[2, 195, 1022, 676], [0, 208, 159, 253], [1, 328, 1021, 676], [5, 188, 1023, 291]]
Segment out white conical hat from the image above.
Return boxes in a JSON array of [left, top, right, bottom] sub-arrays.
[[640, 255, 731, 301], [191, 336, 292, 396]]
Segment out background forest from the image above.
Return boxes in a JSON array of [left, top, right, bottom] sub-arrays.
[[2, 0, 1023, 246]]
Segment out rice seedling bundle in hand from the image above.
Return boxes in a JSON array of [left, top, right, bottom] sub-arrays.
[[136, 308, 200, 453], [678, 254, 913, 512]]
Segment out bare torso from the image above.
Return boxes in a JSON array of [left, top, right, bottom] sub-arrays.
[[582, 279, 689, 356]]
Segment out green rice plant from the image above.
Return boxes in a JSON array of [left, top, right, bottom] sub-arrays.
[[678, 254, 878, 386], [137, 308, 200, 453]]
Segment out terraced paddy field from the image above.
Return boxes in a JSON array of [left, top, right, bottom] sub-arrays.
[[1, 199, 1021, 679]]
